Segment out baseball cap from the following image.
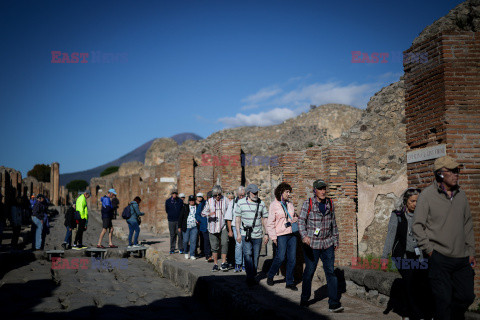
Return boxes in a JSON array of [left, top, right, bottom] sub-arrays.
[[245, 184, 259, 194], [196, 192, 204, 198], [188, 195, 195, 201], [108, 188, 117, 195], [313, 179, 327, 189], [434, 156, 460, 171], [179, 193, 185, 198]]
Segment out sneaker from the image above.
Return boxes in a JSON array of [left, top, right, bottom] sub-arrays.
[[170, 250, 175, 254], [61, 243, 67, 250], [128, 245, 133, 249], [185, 254, 189, 260], [80, 245, 88, 249], [212, 264, 219, 272], [72, 246, 82, 250], [266, 278, 274, 286], [234, 265, 241, 273], [220, 263, 229, 271], [179, 250, 184, 254], [228, 263, 234, 270], [329, 305, 344, 313], [286, 284, 298, 291], [132, 245, 141, 248], [242, 266, 245, 272], [190, 256, 196, 260]]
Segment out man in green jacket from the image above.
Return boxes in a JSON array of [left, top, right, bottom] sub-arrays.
[[73, 190, 91, 249], [412, 156, 476, 320]]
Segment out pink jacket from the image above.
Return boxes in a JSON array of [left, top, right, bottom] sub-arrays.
[[267, 200, 296, 240]]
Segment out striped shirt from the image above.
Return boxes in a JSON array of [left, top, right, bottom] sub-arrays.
[[298, 197, 339, 250], [201, 197, 229, 234], [235, 198, 268, 238]]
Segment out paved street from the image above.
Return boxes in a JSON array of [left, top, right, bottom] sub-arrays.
[[0, 212, 217, 320]]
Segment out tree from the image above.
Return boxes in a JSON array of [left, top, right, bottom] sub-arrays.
[[66, 180, 89, 192], [27, 164, 51, 182], [100, 166, 119, 177]]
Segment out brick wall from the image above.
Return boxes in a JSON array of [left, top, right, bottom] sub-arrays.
[[212, 139, 242, 193], [270, 145, 357, 266], [405, 31, 480, 294], [178, 153, 195, 197]]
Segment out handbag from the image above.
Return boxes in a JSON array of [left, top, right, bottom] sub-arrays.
[[137, 216, 141, 225], [281, 202, 299, 234]]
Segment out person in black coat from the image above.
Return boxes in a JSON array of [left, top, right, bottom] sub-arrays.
[[62, 204, 77, 249]]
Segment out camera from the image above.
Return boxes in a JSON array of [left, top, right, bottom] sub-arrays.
[[244, 226, 253, 242], [208, 216, 218, 223], [285, 222, 292, 228]]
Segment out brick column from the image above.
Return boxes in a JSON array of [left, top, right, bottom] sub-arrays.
[[178, 153, 195, 197], [212, 139, 242, 192], [50, 162, 60, 205], [405, 31, 480, 293]]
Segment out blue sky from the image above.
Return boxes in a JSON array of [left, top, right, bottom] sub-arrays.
[[0, 0, 464, 176]]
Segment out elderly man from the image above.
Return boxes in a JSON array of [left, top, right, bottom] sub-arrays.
[[202, 185, 230, 272], [413, 156, 475, 320], [97, 188, 118, 248], [298, 179, 342, 312], [195, 193, 212, 261], [235, 184, 268, 286], [73, 190, 91, 250], [166, 190, 184, 254], [225, 186, 246, 272]]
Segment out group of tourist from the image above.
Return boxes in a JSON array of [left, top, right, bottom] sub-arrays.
[[165, 178, 344, 312], [381, 156, 475, 320]]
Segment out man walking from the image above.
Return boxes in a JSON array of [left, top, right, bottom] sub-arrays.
[[298, 179, 343, 312], [165, 190, 184, 254], [73, 190, 90, 249], [235, 184, 268, 286], [413, 156, 475, 320], [202, 185, 230, 272], [97, 188, 118, 248]]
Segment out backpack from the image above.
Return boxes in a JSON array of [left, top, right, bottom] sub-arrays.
[[122, 205, 132, 219], [306, 197, 333, 220]]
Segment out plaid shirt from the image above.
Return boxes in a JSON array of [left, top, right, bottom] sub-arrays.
[[298, 196, 339, 250]]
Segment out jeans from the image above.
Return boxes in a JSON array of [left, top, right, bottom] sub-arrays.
[[267, 233, 297, 285], [201, 231, 212, 257], [242, 236, 262, 280], [63, 226, 72, 246], [429, 250, 475, 320], [127, 220, 140, 246], [182, 227, 198, 257], [168, 221, 183, 251], [233, 228, 244, 266], [301, 245, 339, 307], [32, 216, 43, 250]]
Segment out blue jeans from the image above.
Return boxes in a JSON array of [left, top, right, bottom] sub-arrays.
[[64, 226, 72, 246], [127, 220, 140, 246], [32, 216, 43, 250], [233, 228, 244, 266], [242, 236, 262, 280], [182, 227, 198, 257], [267, 233, 297, 285], [301, 245, 339, 307]]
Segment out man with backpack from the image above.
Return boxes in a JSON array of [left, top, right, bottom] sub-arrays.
[[234, 184, 268, 286], [97, 189, 118, 248], [165, 190, 184, 254], [298, 179, 343, 312], [62, 203, 76, 250]]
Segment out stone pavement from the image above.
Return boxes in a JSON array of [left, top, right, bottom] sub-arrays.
[[104, 212, 400, 320], [0, 211, 218, 320]]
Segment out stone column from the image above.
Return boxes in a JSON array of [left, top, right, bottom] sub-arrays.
[[50, 162, 60, 205]]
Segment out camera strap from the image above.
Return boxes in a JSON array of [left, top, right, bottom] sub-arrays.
[[242, 200, 260, 230]]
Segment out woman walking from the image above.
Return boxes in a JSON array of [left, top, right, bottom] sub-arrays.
[[127, 197, 145, 248]]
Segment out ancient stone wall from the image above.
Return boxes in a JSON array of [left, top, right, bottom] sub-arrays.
[[404, 30, 480, 294]]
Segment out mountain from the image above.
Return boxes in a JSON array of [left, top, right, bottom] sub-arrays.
[[60, 133, 203, 185]]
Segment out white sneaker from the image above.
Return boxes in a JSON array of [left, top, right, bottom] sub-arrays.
[[127, 245, 133, 249], [133, 244, 141, 248], [185, 254, 189, 259], [190, 256, 196, 260]]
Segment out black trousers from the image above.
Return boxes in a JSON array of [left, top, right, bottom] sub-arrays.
[[74, 219, 86, 245], [429, 250, 475, 320]]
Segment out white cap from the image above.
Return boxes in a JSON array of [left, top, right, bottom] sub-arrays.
[[196, 192, 204, 197], [179, 193, 185, 198]]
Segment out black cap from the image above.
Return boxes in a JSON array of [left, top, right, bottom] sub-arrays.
[[37, 194, 44, 199], [188, 195, 195, 201]]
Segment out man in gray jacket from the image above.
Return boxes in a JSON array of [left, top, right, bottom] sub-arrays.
[[412, 155, 476, 320]]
